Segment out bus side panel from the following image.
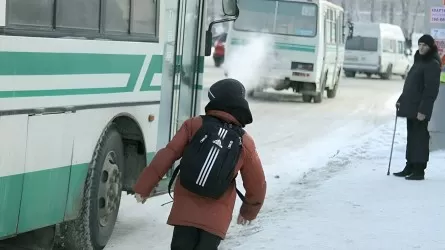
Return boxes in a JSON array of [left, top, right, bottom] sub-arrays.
[[63, 163, 89, 221], [0, 115, 28, 239], [17, 113, 74, 234]]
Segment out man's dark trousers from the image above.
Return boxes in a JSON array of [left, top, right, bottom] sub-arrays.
[[406, 118, 430, 165]]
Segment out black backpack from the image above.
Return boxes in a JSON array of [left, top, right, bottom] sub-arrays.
[[168, 115, 246, 202]]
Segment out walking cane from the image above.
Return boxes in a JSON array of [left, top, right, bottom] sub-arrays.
[[387, 112, 398, 175]]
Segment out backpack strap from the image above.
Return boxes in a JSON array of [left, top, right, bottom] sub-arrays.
[[235, 185, 262, 206], [235, 187, 247, 202], [168, 165, 180, 200], [201, 114, 245, 137]]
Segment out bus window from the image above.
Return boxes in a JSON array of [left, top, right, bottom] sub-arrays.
[[103, 0, 130, 33], [56, 0, 100, 30], [233, 0, 317, 37], [7, 0, 53, 27], [233, 0, 275, 33], [275, 1, 317, 37], [6, 0, 158, 41], [131, 0, 157, 35]]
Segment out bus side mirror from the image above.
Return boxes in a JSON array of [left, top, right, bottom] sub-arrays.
[[205, 30, 213, 57], [222, 0, 239, 17], [205, 0, 239, 56]]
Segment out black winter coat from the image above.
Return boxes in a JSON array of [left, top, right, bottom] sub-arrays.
[[397, 47, 441, 120]]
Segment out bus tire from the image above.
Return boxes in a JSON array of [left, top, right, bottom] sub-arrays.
[[327, 84, 338, 98], [60, 124, 124, 250], [314, 73, 327, 103], [327, 72, 339, 99], [302, 94, 312, 103], [313, 93, 322, 103], [344, 71, 355, 78]]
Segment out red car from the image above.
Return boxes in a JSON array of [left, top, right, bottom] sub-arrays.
[[213, 33, 227, 67]]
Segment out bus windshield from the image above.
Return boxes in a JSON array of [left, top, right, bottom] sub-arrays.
[[345, 36, 378, 52], [233, 0, 318, 37]]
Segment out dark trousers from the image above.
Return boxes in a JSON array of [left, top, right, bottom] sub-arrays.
[[171, 226, 222, 250], [406, 118, 430, 164]]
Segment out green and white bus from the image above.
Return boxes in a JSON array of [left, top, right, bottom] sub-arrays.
[[0, 0, 238, 249], [225, 0, 352, 103]]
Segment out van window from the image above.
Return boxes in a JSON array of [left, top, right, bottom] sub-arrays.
[[345, 36, 378, 52], [397, 41, 405, 54]]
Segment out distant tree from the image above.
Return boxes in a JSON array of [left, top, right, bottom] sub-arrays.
[[409, 0, 422, 36], [389, 1, 395, 24], [381, 1, 388, 23], [370, 0, 376, 22], [400, 0, 412, 39]]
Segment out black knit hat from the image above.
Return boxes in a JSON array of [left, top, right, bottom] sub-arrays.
[[208, 78, 246, 101], [418, 34, 435, 48]]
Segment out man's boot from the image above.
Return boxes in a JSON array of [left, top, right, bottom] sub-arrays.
[[393, 162, 413, 177], [405, 163, 425, 180]]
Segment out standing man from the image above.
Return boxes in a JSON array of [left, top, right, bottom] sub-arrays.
[[394, 34, 441, 180]]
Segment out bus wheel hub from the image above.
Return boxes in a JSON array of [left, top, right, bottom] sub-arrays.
[[99, 152, 121, 227]]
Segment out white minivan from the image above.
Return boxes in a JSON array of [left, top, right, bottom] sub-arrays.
[[343, 22, 411, 79]]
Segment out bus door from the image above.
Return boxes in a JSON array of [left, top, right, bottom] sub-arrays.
[[173, 0, 202, 128], [153, 0, 203, 194]]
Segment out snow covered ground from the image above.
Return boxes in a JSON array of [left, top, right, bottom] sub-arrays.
[[107, 103, 445, 249], [106, 53, 444, 249], [220, 118, 445, 250]]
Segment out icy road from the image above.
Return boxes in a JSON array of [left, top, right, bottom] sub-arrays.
[[106, 65, 445, 250]]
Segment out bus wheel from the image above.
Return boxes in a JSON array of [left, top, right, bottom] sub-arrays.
[[327, 83, 338, 98], [60, 125, 124, 250], [302, 94, 312, 103], [313, 93, 322, 103], [314, 73, 327, 103], [327, 73, 339, 99], [344, 71, 356, 78]]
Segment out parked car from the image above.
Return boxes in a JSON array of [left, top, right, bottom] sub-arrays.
[[213, 32, 227, 67]]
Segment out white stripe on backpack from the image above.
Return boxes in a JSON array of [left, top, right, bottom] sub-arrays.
[[196, 128, 228, 186]]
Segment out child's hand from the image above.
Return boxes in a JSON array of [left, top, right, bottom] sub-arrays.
[[237, 214, 251, 225], [135, 193, 147, 204]]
